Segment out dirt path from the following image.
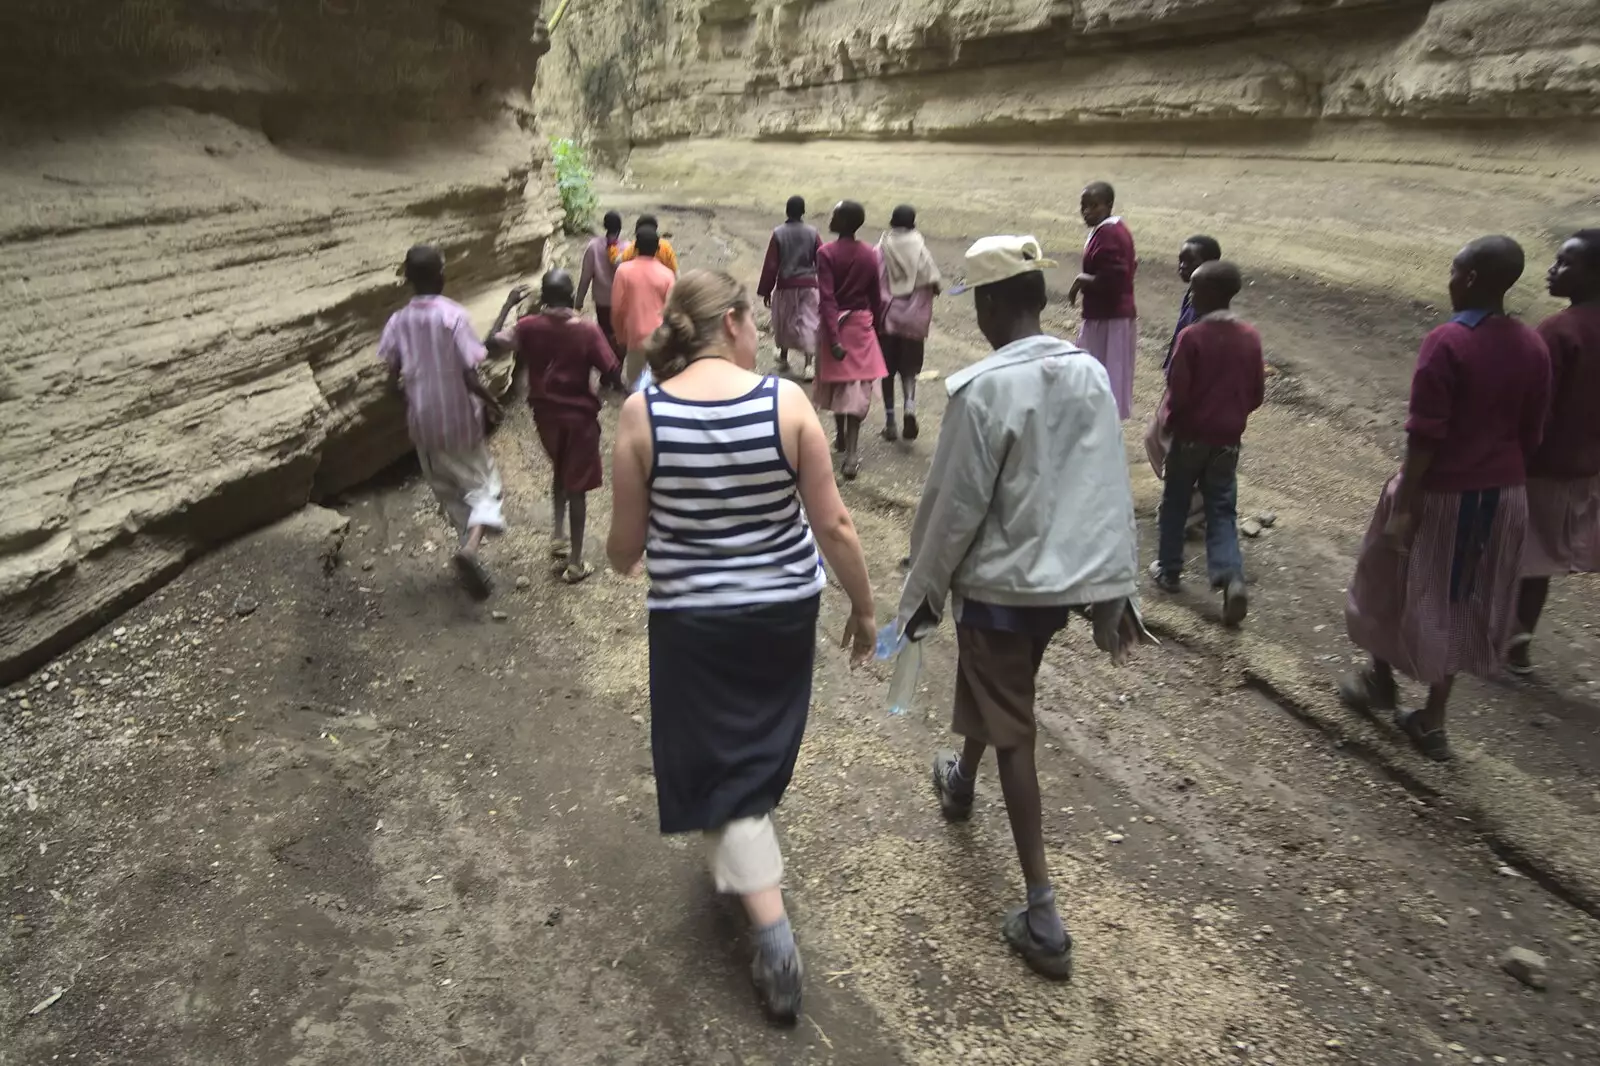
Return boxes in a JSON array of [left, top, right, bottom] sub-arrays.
[[6, 189, 1600, 1064]]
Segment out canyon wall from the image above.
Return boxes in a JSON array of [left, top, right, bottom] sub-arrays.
[[0, 1, 561, 682], [537, 0, 1600, 304]]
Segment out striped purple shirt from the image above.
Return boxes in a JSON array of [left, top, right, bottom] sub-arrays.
[[378, 295, 488, 453]]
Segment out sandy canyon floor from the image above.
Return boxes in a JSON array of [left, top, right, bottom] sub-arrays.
[[5, 149, 1600, 1065]]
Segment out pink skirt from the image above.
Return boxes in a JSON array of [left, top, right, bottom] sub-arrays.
[[1522, 474, 1600, 577], [816, 309, 887, 385], [813, 380, 876, 418], [1345, 476, 1528, 684], [1078, 318, 1137, 421], [771, 287, 820, 352]]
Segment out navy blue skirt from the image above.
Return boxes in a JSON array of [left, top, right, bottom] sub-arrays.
[[648, 595, 819, 834]]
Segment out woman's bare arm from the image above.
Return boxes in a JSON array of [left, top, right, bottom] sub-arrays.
[[783, 383, 875, 647], [607, 393, 652, 573]]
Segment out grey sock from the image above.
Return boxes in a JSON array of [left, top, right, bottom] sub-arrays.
[[1026, 884, 1068, 952], [755, 915, 797, 965]]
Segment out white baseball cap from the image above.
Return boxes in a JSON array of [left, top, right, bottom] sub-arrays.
[[947, 235, 1058, 295]]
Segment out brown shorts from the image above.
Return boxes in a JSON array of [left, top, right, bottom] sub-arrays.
[[534, 411, 604, 494], [952, 625, 1054, 749]]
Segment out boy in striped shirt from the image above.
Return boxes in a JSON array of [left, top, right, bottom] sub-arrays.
[[378, 245, 507, 598]]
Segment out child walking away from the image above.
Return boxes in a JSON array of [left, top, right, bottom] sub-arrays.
[[757, 195, 823, 380], [606, 271, 877, 1024], [1510, 229, 1600, 675], [1070, 181, 1138, 420], [1152, 261, 1264, 626], [611, 226, 676, 388], [905, 235, 1149, 980], [378, 245, 507, 599], [877, 204, 942, 442], [489, 268, 622, 584], [577, 210, 623, 357], [1341, 236, 1551, 762], [1159, 235, 1224, 538], [815, 200, 889, 480], [618, 213, 680, 274]]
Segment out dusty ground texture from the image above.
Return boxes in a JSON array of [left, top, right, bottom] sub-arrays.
[[6, 182, 1600, 1064]]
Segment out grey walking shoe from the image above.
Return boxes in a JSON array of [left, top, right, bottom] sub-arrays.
[[1222, 574, 1249, 627], [931, 749, 974, 822], [1003, 906, 1074, 981], [751, 948, 803, 1026]]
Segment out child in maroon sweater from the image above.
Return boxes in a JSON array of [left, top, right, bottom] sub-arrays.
[[1511, 229, 1600, 674], [1070, 181, 1138, 420], [1152, 262, 1264, 626], [489, 268, 622, 583], [1341, 236, 1550, 762]]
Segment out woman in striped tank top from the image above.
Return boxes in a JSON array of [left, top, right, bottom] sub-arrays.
[[607, 270, 877, 1025]]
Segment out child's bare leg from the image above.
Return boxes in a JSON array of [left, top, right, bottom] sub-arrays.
[[462, 524, 485, 554], [996, 740, 1067, 951], [842, 415, 862, 477], [1417, 676, 1454, 734], [568, 492, 588, 570]]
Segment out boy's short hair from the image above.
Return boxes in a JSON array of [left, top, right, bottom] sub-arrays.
[[635, 225, 662, 256], [1184, 235, 1222, 262]]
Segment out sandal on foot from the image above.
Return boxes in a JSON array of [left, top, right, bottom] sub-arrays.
[[1392, 708, 1452, 763], [1338, 668, 1397, 714], [452, 551, 492, 600], [841, 459, 860, 481], [560, 561, 595, 585], [1002, 907, 1074, 981], [1506, 633, 1535, 677]]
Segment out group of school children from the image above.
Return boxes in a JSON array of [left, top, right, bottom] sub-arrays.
[[373, 186, 1600, 1022]]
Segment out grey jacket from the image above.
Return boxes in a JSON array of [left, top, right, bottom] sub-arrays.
[[897, 334, 1139, 630]]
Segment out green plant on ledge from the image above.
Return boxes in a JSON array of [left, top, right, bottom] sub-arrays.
[[551, 137, 599, 235]]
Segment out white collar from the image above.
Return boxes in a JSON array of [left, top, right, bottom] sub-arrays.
[[1085, 215, 1122, 248]]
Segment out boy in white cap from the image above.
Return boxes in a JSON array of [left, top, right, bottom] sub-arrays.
[[898, 235, 1148, 980]]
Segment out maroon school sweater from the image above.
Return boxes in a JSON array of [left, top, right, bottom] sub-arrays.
[[1166, 313, 1265, 447], [1529, 304, 1600, 479], [1405, 312, 1550, 493], [1081, 218, 1137, 321]]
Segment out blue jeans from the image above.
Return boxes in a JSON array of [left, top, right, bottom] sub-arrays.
[[1158, 439, 1243, 586]]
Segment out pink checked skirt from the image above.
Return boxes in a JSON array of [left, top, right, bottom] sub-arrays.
[[1522, 474, 1600, 577], [1078, 317, 1137, 421], [1345, 475, 1527, 685], [770, 287, 820, 352]]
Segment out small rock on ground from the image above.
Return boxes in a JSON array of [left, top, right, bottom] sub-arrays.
[[1500, 946, 1548, 989]]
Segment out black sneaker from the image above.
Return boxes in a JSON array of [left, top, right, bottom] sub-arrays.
[[903, 414, 920, 441], [1222, 574, 1249, 627], [1002, 907, 1074, 980], [751, 948, 803, 1026], [931, 749, 974, 821]]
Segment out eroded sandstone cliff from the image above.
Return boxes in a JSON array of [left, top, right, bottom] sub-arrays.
[[537, 0, 1599, 305], [1, 1, 560, 681], [542, 0, 1600, 143]]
